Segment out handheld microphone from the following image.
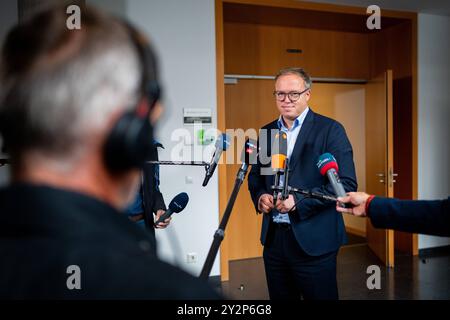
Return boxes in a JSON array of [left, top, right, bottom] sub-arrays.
[[316, 153, 349, 208], [271, 131, 287, 205], [202, 133, 231, 187], [154, 192, 189, 225]]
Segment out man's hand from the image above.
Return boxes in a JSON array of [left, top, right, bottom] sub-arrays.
[[275, 194, 296, 213], [336, 192, 371, 217], [155, 209, 171, 228], [258, 194, 274, 214]]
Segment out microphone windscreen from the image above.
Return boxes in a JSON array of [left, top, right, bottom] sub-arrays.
[[241, 138, 258, 164], [316, 153, 339, 176], [168, 192, 189, 213], [216, 133, 231, 151], [271, 132, 287, 170]]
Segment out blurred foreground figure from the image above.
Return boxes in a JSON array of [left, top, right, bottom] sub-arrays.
[[0, 5, 220, 299]]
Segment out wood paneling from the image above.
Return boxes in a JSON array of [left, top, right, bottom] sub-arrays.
[[365, 71, 395, 267], [224, 22, 370, 79], [310, 83, 367, 236], [369, 21, 413, 80], [223, 0, 417, 19], [224, 3, 406, 33], [224, 79, 276, 262]]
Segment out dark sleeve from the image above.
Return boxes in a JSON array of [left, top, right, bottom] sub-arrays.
[[293, 122, 358, 220], [152, 187, 166, 213], [142, 147, 167, 221], [369, 197, 450, 237], [248, 138, 270, 213]]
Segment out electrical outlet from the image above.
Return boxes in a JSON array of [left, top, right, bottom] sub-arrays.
[[186, 252, 197, 264]]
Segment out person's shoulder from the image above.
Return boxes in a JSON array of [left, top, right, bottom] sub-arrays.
[[261, 119, 278, 130]]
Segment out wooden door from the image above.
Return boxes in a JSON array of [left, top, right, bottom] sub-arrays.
[[365, 70, 395, 267], [223, 78, 277, 266]]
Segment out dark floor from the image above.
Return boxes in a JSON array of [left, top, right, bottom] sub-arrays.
[[346, 232, 367, 245], [220, 239, 450, 300]]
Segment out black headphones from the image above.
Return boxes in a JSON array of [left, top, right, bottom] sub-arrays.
[[103, 21, 162, 173]]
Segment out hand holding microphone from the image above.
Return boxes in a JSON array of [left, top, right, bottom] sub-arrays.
[[154, 209, 171, 228], [336, 192, 371, 216], [154, 192, 189, 227]]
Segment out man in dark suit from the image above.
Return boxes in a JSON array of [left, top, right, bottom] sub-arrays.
[[248, 67, 357, 300], [336, 192, 450, 237]]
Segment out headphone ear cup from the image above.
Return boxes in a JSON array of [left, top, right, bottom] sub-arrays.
[[103, 111, 154, 173]]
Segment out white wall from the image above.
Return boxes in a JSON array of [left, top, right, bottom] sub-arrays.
[[418, 13, 450, 249], [126, 0, 220, 276], [88, 0, 126, 17]]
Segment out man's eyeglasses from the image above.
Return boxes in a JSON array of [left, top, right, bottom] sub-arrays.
[[273, 88, 310, 102]]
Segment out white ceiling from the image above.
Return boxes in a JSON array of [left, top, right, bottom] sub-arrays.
[[300, 0, 450, 16]]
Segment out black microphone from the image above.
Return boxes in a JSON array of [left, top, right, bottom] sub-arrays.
[[241, 139, 258, 165], [154, 192, 189, 226], [316, 153, 350, 208], [202, 133, 231, 187], [271, 131, 287, 205]]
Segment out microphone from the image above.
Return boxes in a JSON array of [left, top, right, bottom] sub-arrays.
[[241, 138, 258, 165], [271, 131, 287, 205], [316, 153, 349, 207], [202, 133, 231, 187], [154, 192, 189, 226]]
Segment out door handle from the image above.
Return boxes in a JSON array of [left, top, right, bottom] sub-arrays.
[[387, 168, 398, 187], [375, 173, 385, 183], [390, 170, 398, 184], [376, 173, 385, 184]]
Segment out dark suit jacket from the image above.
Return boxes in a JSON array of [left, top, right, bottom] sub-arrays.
[[0, 183, 220, 299], [142, 143, 166, 231], [248, 109, 357, 256], [369, 196, 450, 237]]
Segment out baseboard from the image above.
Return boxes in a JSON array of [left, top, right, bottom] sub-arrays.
[[345, 226, 366, 238], [419, 245, 450, 258]]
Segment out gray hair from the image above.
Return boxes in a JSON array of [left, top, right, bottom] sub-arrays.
[[275, 67, 312, 89], [0, 6, 141, 167]]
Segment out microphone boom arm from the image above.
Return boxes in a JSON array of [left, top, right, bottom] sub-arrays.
[[271, 185, 338, 202]]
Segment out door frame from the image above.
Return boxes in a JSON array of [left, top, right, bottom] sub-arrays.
[[215, 0, 418, 281]]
